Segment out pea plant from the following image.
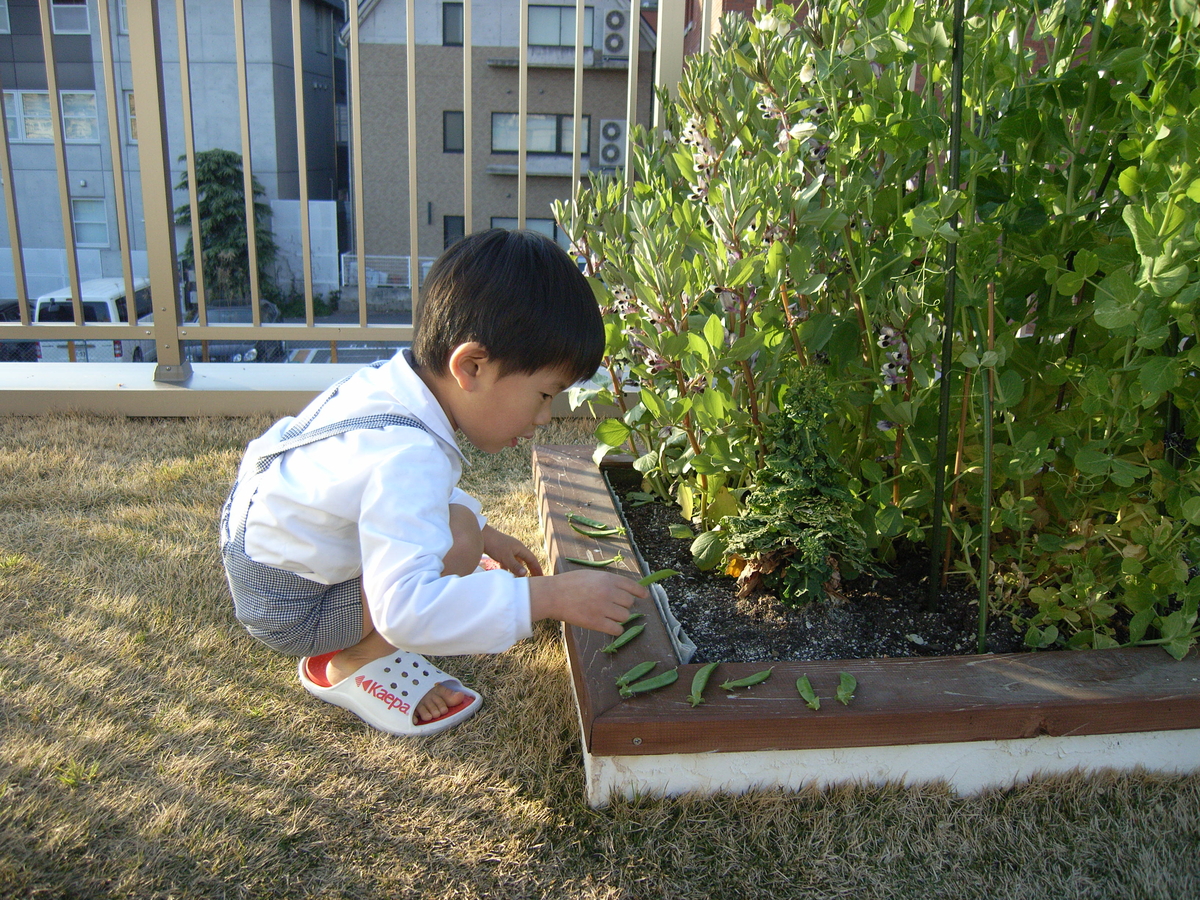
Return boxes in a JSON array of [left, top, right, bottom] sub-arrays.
[[559, 0, 1200, 657]]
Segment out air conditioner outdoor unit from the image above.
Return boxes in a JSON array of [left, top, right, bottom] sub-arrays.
[[598, 119, 626, 167], [601, 8, 629, 60]]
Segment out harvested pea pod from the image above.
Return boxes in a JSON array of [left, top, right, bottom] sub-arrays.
[[720, 667, 773, 690], [619, 668, 678, 698], [567, 513, 616, 530], [565, 552, 623, 568], [569, 520, 623, 538], [637, 568, 680, 586], [688, 661, 720, 707], [796, 675, 820, 711], [615, 660, 657, 688], [600, 623, 645, 654]]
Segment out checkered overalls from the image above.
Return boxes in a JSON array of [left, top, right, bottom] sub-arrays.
[[220, 364, 428, 657]]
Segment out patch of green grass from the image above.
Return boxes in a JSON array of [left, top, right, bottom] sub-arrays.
[[0, 414, 1197, 899]]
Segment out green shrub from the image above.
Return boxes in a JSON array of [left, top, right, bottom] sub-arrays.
[[561, 0, 1200, 655]]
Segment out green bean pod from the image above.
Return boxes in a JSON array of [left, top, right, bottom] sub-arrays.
[[569, 521, 624, 538], [567, 513, 621, 532], [688, 661, 720, 707], [600, 623, 645, 654], [565, 553, 623, 568], [637, 568, 680, 586], [835, 672, 857, 706], [796, 674, 820, 711], [619, 668, 678, 698], [615, 660, 657, 688], [620, 612, 645, 627], [720, 667, 773, 690]]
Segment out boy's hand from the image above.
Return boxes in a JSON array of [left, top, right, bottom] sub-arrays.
[[528, 569, 649, 636], [482, 524, 543, 577]]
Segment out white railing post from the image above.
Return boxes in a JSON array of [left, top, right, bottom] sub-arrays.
[[654, 0, 687, 131], [127, 0, 189, 382]]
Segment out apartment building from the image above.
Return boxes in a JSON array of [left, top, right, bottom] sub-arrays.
[[351, 0, 656, 258], [0, 0, 345, 299]]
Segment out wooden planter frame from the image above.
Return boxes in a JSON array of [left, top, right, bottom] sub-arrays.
[[533, 444, 1200, 806]]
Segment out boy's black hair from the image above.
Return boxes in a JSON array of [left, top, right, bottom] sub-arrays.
[[412, 228, 603, 385]]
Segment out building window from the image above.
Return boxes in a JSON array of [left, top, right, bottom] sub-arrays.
[[72, 198, 108, 246], [51, 0, 90, 34], [444, 215, 465, 249], [118, 0, 127, 33], [529, 5, 593, 48], [443, 110, 464, 153], [491, 216, 569, 249], [125, 91, 136, 142], [4, 91, 99, 142], [491, 113, 589, 155], [0, 1, 10, 35], [443, 2, 463, 46]]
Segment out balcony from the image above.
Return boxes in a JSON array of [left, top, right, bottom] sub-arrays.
[[0, 0, 682, 417]]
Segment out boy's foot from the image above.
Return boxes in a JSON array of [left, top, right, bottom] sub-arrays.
[[325, 649, 466, 724], [298, 650, 482, 736]]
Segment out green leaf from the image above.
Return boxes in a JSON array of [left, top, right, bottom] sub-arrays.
[[1122, 206, 1163, 260], [888, 0, 915, 33], [1139, 356, 1182, 395], [1074, 249, 1099, 279], [1187, 178, 1200, 203], [690, 530, 726, 571], [1074, 447, 1111, 476], [640, 387, 667, 420], [1157, 611, 1197, 660], [1056, 270, 1085, 297], [703, 313, 725, 350], [1182, 496, 1200, 526], [668, 523, 694, 539], [876, 505, 905, 537], [595, 418, 632, 449], [1093, 270, 1140, 330], [1024, 624, 1059, 649], [1118, 165, 1142, 197], [1149, 262, 1190, 298]]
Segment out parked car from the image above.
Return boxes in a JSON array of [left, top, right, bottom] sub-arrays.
[[33, 278, 154, 362], [138, 300, 287, 363], [0, 299, 36, 361], [192, 301, 287, 362]]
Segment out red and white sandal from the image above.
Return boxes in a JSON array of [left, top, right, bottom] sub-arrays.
[[298, 650, 482, 736]]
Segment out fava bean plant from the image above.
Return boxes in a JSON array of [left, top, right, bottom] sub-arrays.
[[558, 0, 1200, 657]]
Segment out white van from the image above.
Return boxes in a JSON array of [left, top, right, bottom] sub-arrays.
[[34, 278, 154, 362]]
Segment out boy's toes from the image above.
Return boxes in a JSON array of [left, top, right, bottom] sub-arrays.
[[415, 682, 469, 723]]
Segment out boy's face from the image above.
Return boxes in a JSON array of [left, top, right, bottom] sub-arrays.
[[455, 362, 574, 454]]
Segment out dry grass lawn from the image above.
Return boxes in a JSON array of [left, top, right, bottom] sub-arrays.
[[1, 413, 1198, 899]]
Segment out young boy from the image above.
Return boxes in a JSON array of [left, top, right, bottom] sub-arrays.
[[220, 229, 647, 736]]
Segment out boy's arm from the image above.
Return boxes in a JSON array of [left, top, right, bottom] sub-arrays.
[[527, 569, 648, 636], [481, 524, 543, 577]]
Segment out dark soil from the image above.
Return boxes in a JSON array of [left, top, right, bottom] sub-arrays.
[[607, 468, 1028, 664]]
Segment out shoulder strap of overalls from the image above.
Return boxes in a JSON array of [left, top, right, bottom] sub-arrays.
[[253, 360, 429, 475]]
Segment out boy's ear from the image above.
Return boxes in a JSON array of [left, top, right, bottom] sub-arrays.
[[446, 341, 492, 391]]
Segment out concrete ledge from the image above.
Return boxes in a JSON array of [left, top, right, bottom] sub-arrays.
[[0, 362, 359, 417]]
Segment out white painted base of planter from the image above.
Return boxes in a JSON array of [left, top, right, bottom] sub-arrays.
[[580, 727, 1200, 807]]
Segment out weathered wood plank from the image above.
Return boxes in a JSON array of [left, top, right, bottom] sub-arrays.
[[533, 444, 1200, 758]]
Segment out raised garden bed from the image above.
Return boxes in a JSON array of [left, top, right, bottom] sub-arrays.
[[533, 444, 1200, 807]]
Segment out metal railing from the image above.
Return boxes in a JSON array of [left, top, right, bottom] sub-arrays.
[[0, 0, 721, 414]]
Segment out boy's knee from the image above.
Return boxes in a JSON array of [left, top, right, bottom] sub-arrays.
[[443, 504, 484, 577]]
